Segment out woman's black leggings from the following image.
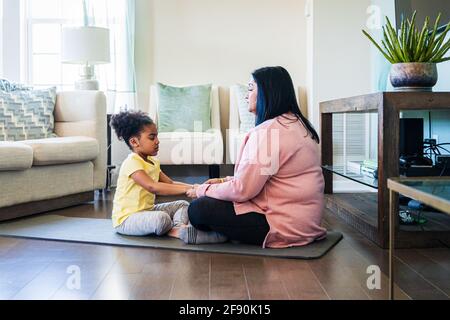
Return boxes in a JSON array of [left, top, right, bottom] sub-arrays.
[[188, 197, 270, 246]]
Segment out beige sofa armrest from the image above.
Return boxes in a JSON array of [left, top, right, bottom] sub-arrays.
[[54, 91, 107, 190]]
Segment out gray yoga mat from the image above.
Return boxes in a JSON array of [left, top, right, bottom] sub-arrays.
[[0, 215, 342, 259]]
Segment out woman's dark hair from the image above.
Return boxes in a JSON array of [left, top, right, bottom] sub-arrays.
[[110, 111, 155, 150], [252, 66, 320, 144]]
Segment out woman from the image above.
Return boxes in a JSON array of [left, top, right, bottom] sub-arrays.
[[186, 66, 327, 248]]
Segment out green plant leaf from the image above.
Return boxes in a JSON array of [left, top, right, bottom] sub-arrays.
[[362, 11, 450, 64], [430, 22, 450, 60], [423, 13, 441, 61], [381, 40, 396, 62], [383, 26, 401, 61], [362, 30, 395, 63], [434, 56, 450, 63], [406, 11, 417, 54], [414, 16, 429, 61], [386, 17, 406, 61], [432, 40, 450, 62], [401, 20, 411, 61]]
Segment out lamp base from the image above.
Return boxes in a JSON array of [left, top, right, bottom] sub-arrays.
[[75, 79, 99, 90]]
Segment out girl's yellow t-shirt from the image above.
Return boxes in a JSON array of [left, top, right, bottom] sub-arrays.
[[112, 153, 161, 227]]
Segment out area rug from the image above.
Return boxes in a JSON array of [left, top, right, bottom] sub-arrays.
[[0, 215, 343, 259]]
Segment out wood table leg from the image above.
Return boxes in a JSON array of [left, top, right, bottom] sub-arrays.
[[389, 188, 395, 300], [321, 113, 333, 194]]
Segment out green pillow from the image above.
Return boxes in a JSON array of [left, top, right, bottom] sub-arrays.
[[157, 83, 212, 132]]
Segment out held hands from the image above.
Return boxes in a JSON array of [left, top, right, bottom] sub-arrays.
[[186, 178, 225, 198], [186, 184, 199, 199]]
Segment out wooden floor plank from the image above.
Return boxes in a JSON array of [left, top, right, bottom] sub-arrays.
[[90, 273, 142, 300], [0, 259, 51, 299], [417, 248, 450, 271], [49, 259, 116, 300], [307, 248, 371, 300], [12, 261, 82, 300], [0, 191, 448, 300], [210, 254, 249, 300], [129, 268, 175, 300], [169, 252, 210, 300], [0, 237, 22, 257], [395, 249, 450, 297], [276, 259, 330, 300], [242, 257, 291, 300]]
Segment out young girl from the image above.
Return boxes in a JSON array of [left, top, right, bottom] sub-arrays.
[[110, 111, 226, 244]]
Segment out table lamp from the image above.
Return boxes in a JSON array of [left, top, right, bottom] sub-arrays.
[[61, 26, 110, 90]]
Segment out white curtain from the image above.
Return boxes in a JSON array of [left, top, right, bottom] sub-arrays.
[[83, 0, 137, 113]]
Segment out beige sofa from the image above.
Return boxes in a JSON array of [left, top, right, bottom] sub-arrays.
[[0, 91, 107, 221]]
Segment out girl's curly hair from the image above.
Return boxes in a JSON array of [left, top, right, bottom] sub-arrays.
[[110, 111, 155, 150]]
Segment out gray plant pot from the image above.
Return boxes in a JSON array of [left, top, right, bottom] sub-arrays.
[[390, 62, 438, 92]]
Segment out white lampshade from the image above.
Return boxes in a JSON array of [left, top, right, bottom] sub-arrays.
[[61, 26, 110, 64]]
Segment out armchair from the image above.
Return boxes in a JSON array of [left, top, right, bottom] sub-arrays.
[[149, 85, 223, 177]]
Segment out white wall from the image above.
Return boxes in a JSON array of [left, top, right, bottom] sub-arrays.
[[113, 0, 309, 169], [307, 0, 373, 130], [136, 0, 307, 110], [307, 0, 378, 192]]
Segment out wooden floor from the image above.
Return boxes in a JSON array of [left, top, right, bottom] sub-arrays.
[[0, 190, 449, 300]]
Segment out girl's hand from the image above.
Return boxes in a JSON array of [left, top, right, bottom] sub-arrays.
[[186, 185, 199, 199], [203, 178, 225, 184]]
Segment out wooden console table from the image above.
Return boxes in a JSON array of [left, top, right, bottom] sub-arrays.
[[320, 92, 450, 248]]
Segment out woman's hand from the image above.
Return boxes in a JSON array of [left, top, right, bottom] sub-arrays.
[[186, 184, 199, 199], [203, 178, 225, 184]]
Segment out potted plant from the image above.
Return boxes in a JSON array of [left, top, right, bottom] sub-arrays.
[[363, 11, 450, 91]]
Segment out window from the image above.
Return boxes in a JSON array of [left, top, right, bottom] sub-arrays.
[[333, 113, 375, 173], [24, 0, 137, 114], [25, 0, 84, 89]]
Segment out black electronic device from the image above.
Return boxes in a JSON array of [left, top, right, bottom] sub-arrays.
[[399, 118, 424, 157]]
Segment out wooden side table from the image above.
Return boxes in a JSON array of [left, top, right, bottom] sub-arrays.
[[321, 92, 450, 248], [387, 177, 450, 299]]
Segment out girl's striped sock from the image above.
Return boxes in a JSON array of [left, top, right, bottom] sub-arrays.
[[180, 226, 228, 244]]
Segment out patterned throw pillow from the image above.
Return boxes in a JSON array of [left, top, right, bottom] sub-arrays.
[[0, 87, 57, 141], [235, 84, 255, 133], [0, 79, 32, 92]]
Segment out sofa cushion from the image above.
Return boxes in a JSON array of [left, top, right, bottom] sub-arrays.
[[0, 87, 57, 141], [0, 142, 33, 171], [21, 136, 99, 166]]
